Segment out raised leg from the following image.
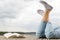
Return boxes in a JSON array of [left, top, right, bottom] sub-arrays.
[[36, 1, 53, 38]]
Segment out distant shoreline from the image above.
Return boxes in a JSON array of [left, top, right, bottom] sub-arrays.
[[0, 31, 36, 35]]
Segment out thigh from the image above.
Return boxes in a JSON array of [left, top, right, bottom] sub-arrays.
[[45, 22, 60, 38], [45, 22, 53, 33], [53, 27, 60, 38]]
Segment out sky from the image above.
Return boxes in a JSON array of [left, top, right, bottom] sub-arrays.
[[0, 0, 60, 32]]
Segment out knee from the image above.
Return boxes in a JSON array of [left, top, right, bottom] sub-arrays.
[[45, 32, 55, 38], [36, 32, 46, 38], [36, 33, 40, 38], [36, 33, 43, 38]]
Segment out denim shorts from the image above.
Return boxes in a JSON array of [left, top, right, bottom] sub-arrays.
[[36, 20, 60, 38]]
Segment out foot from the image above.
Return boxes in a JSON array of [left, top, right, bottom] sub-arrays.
[[37, 9, 44, 16], [40, 1, 53, 11]]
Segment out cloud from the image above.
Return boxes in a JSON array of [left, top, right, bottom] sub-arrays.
[[0, 0, 60, 32]]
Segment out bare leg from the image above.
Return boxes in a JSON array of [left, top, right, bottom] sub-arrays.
[[36, 1, 53, 38], [36, 10, 51, 38], [43, 10, 50, 22], [40, 1, 53, 22]]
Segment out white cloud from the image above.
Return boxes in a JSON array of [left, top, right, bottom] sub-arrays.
[[0, 0, 60, 32]]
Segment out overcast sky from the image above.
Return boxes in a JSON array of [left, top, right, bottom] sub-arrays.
[[0, 0, 60, 32]]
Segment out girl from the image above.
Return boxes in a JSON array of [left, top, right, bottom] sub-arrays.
[[36, 1, 60, 38]]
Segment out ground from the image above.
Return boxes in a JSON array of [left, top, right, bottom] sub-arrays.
[[0, 34, 60, 40]]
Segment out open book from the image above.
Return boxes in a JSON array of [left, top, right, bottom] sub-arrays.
[[3, 33, 25, 38]]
